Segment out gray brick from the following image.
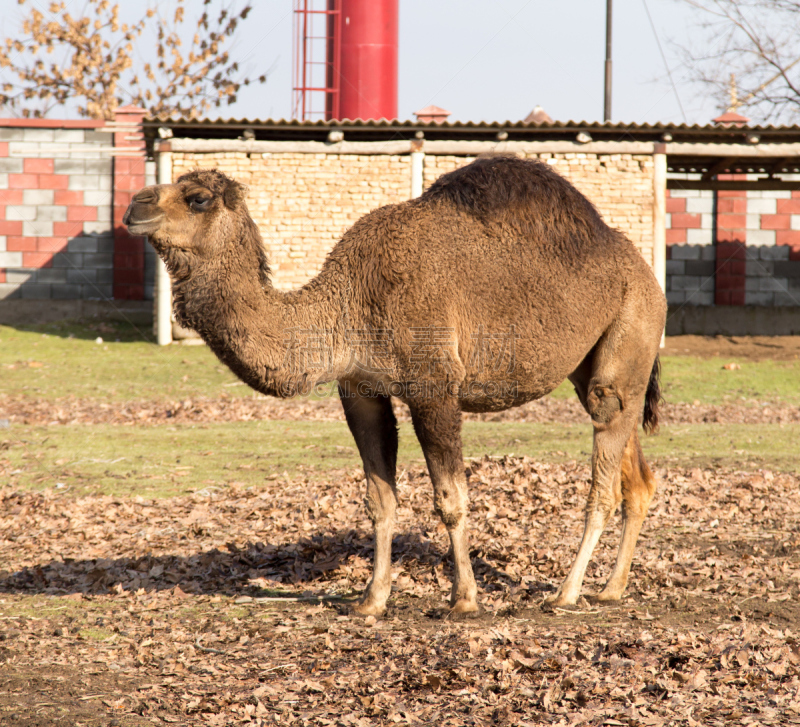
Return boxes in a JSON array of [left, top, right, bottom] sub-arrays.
[[760, 245, 789, 260], [84, 159, 111, 174], [84, 131, 113, 144], [746, 260, 774, 276], [6, 206, 37, 221], [745, 291, 775, 305], [53, 253, 82, 269], [83, 190, 112, 207], [685, 261, 715, 277], [22, 189, 54, 205], [686, 197, 714, 214], [0, 283, 21, 299], [760, 277, 789, 292], [8, 142, 41, 154], [666, 290, 685, 304], [670, 245, 702, 261], [67, 267, 94, 284], [774, 261, 800, 278], [746, 277, 761, 292], [144, 284, 154, 301], [83, 221, 112, 235], [672, 275, 704, 291], [0, 128, 24, 141], [94, 269, 114, 285], [83, 253, 113, 269], [775, 291, 800, 305], [6, 270, 33, 285], [687, 291, 714, 305], [20, 284, 52, 299], [0, 158, 23, 174], [88, 284, 113, 299], [748, 230, 776, 246], [22, 129, 54, 142], [54, 159, 86, 174], [666, 260, 685, 275], [700, 245, 716, 261], [53, 130, 85, 143], [23, 220, 52, 237], [0, 251, 22, 267], [36, 205, 67, 222], [67, 237, 98, 253], [51, 284, 83, 299], [0, 173, 8, 189], [96, 237, 114, 254], [36, 268, 67, 284], [745, 246, 761, 261], [68, 174, 101, 190], [687, 228, 713, 245]]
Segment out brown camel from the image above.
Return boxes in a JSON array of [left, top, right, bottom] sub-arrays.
[[123, 155, 667, 616]]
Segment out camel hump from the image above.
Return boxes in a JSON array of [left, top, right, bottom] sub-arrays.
[[422, 155, 609, 246]]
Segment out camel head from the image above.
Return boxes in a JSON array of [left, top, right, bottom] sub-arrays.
[[122, 169, 253, 261]]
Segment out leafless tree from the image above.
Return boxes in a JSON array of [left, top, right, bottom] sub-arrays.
[[0, 0, 267, 120], [679, 0, 800, 122]]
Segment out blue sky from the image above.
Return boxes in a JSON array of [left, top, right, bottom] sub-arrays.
[[0, 0, 721, 125]]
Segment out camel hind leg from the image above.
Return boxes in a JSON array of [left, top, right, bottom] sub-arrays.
[[338, 387, 398, 616], [546, 316, 660, 607]]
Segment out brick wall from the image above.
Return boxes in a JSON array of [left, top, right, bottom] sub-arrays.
[[172, 152, 413, 290], [173, 149, 656, 290], [666, 184, 800, 307], [0, 112, 155, 303]]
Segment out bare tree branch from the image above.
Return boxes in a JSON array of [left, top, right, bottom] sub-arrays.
[[0, 0, 268, 119]]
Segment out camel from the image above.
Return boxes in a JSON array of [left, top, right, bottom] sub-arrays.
[[123, 155, 667, 616]]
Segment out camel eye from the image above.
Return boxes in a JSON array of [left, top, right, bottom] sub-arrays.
[[189, 195, 213, 212]]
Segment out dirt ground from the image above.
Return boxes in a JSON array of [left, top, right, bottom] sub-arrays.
[[2, 335, 800, 725], [2, 457, 800, 726], [662, 335, 800, 362]]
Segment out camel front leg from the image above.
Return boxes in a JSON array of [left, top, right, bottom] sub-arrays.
[[339, 386, 398, 616], [409, 396, 478, 614]]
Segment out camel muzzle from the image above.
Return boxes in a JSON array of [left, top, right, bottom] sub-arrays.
[[123, 187, 164, 234]]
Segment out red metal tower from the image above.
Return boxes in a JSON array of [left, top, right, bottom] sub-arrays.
[[293, 0, 398, 121]]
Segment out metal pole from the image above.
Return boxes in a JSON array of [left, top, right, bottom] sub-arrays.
[[156, 143, 173, 346], [604, 0, 612, 122]]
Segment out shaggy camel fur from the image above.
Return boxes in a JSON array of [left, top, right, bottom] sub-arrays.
[[124, 156, 667, 615]]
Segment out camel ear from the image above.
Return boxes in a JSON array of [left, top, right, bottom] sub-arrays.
[[223, 181, 247, 210]]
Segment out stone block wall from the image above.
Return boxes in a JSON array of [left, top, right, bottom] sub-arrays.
[[171, 152, 412, 290], [666, 185, 800, 307]]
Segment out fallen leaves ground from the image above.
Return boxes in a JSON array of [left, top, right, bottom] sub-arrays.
[[2, 452, 800, 725]]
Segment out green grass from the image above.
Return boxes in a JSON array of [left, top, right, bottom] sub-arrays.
[[4, 321, 800, 407], [5, 420, 799, 498]]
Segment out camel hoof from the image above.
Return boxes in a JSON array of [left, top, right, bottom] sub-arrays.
[[450, 598, 479, 615], [593, 589, 623, 603], [542, 592, 574, 610], [350, 600, 387, 617]]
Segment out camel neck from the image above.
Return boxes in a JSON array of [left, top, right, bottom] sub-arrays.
[[172, 251, 351, 399]]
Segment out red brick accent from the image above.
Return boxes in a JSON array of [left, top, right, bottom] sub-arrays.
[[666, 196, 686, 213], [776, 230, 800, 247], [715, 237, 747, 306], [0, 118, 104, 128], [666, 228, 686, 244], [37, 174, 70, 189], [761, 214, 791, 230], [36, 237, 68, 253], [666, 246, 672, 260], [0, 205, 4, 220], [0, 190, 24, 205], [53, 221, 85, 237], [0, 142, 8, 158], [54, 190, 84, 205], [22, 252, 53, 267], [6, 236, 35, 252], [776, 198, 800, 214], [717, 198, 747, 214], [67, 205, 98, 222], [112, 106, 147, 300], [669, 213, 701, 229], [23, 158, 54, 174], [717, 214, 747, 230], [8, 173, 38, 188], [0, 269, 5, 283], [0, 220, 22, 235], [790, 246, 800, 261]]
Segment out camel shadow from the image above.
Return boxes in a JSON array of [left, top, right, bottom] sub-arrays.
[[0, 528, 518, 599]]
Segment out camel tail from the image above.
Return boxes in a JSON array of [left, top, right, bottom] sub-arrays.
[[642, 355, 663, 435]]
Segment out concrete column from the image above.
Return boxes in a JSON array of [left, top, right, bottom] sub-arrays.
[[410, 139, 424, 198], [653, 143, 667, 295], [155, 142, 172, 346]]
